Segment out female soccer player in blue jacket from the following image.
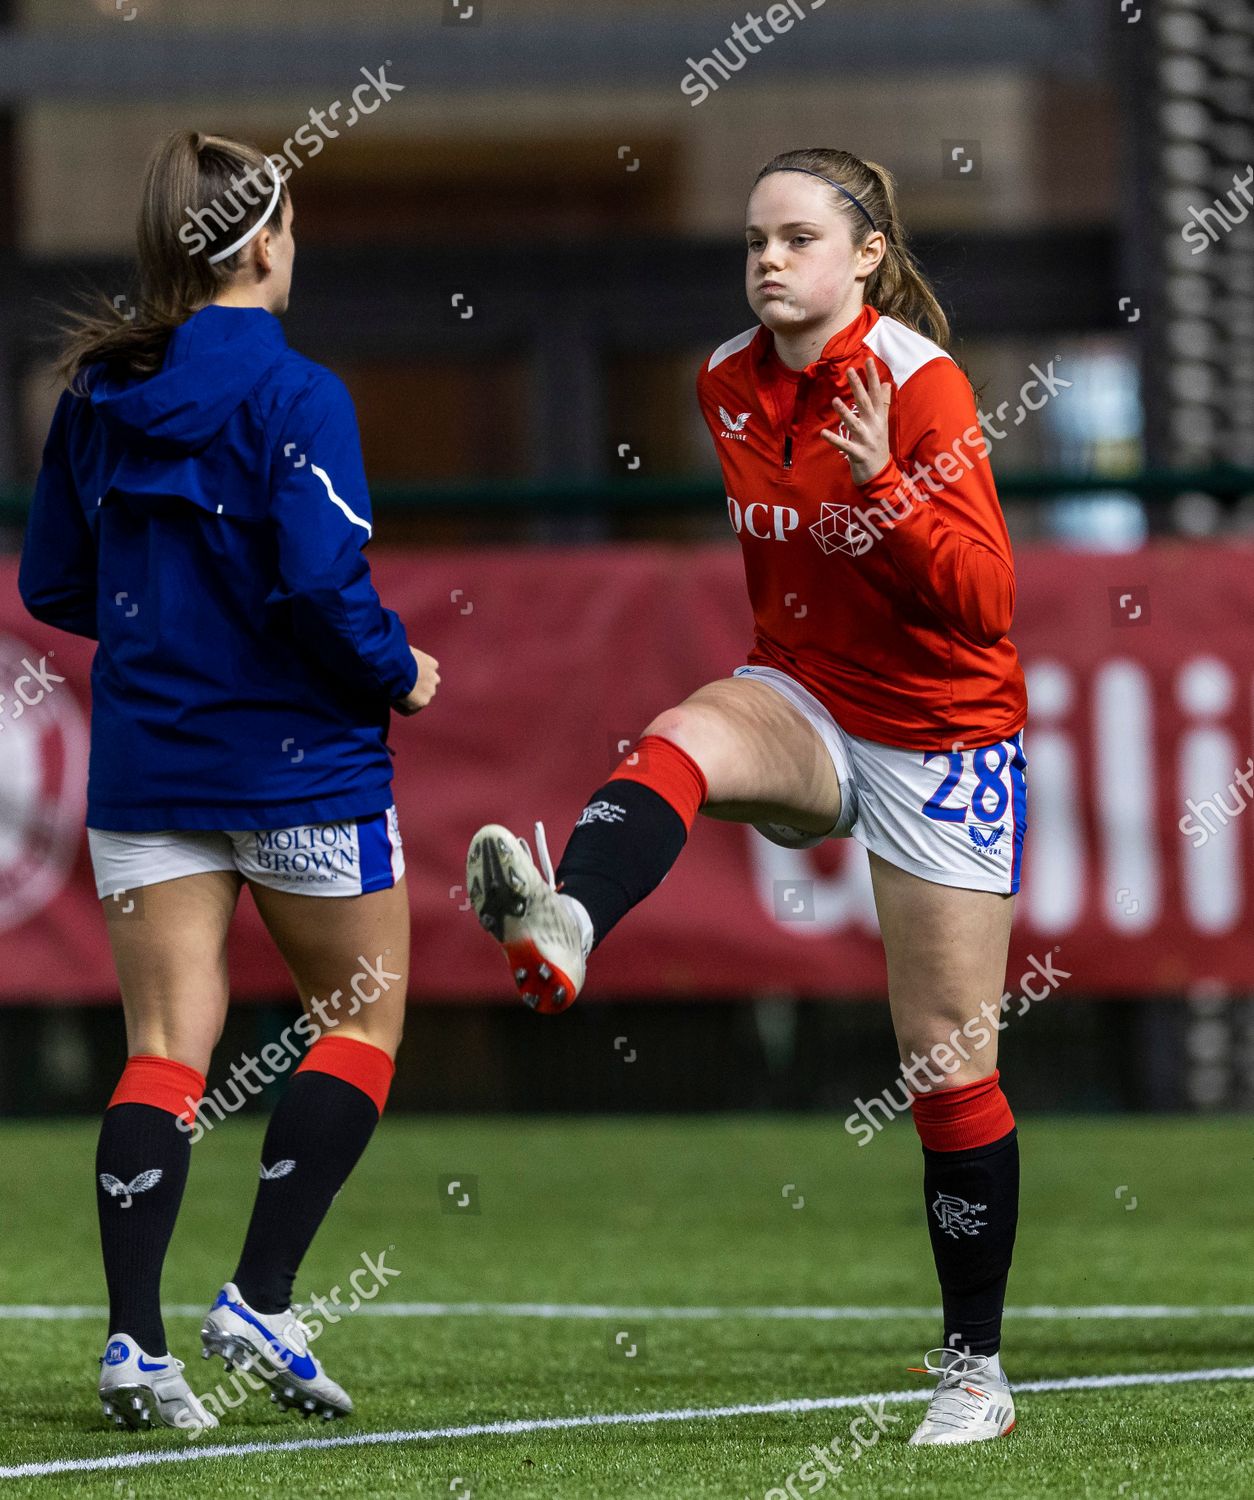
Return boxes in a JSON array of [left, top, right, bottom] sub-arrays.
[[19, 129, 437, 1433]]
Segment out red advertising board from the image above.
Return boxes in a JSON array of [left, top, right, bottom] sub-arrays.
[[2, 543, 1251, 1001]]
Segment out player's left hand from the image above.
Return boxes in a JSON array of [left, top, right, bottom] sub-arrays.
[[820, 359, 893, 486]]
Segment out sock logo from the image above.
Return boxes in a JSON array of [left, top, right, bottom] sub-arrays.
[[98, 1169, 163, 1208], [259, 1158, 297, 1180], [931, 1191, 988, 1239], [575, 800, 628, 828]]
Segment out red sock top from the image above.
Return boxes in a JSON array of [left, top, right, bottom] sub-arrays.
[[608, 734, 708, 831], [909, 1069, 1014, 1152], [295, 1034, 395, 1115], [108, 1053, 206, 1126]]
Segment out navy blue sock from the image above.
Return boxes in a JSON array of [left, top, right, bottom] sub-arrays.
[[555, 780, 690, 947], [232, 1071, 381, 1313], [922, 1129, 1019, 1356], [96, 1103, 192, 1355]]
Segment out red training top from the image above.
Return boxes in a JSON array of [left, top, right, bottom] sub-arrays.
[[696, 302, 1028, 749]]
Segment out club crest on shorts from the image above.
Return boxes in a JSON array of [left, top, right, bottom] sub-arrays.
[[967, 822, 1006, 852], [931, 1191, 988, 1239]]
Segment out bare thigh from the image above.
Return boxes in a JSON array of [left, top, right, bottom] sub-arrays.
[[103, 870, 243, 1076], [869, 850, 1015, 1086], [643, 677, 843, 835], [247, 878, 410, 1060]]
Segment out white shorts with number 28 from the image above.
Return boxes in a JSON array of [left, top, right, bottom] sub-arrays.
[[733, 664, 1027, 895]]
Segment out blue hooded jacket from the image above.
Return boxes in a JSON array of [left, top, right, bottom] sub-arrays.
[[18, 305, 418, 831]]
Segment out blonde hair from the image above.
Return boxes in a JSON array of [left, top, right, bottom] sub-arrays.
[[753, 148, 950, 348], [54, 129, 289, 392]]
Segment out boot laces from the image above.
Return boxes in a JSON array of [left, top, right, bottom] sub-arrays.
[[912, 1347, 998, 1431], [519, 821, 557, 889], [280, 1308, 313, 1353]]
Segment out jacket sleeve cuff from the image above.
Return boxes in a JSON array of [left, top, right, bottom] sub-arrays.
[[856, 457, 935, 541], [381, 614, 418, 701], [392, 652, 419, 701]]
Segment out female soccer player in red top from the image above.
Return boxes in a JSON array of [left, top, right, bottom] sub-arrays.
[[468, 148, 1027, 1445]]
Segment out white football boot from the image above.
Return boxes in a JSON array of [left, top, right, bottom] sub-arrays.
[[98, 1333, 219, 1433], [201, 1282, 352, 1420], [467, 822, 591, 1014], [907, 1348, 1016, 1445]]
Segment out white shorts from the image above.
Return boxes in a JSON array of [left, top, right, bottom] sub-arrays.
[[733, 665, 1027, 895], [86, 807, 405, 901]]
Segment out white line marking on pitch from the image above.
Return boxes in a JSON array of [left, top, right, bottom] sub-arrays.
[[3, 1301, 1254, 1321], [3, 1366, 1253, 1480]]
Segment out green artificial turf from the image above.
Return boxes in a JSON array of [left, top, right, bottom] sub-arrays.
[[0, 1115, 1250, 1497]]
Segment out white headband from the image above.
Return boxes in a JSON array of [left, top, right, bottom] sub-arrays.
[[208, 156, 284, 265]]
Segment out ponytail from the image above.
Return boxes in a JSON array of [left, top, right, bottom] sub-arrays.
[[52, 129, 288, 393]]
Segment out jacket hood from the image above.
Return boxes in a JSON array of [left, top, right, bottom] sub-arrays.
[[89, 305, 289, 454]]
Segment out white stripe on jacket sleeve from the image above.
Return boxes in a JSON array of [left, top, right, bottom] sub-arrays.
[[310, 462, 373, 539]]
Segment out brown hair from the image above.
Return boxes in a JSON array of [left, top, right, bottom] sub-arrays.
[[53, 129, 289, 394], [753, 148, 951, 348]]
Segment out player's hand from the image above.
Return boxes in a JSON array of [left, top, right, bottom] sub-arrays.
[[820, 359, 893, 487], [393, 647, 440, 715]]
